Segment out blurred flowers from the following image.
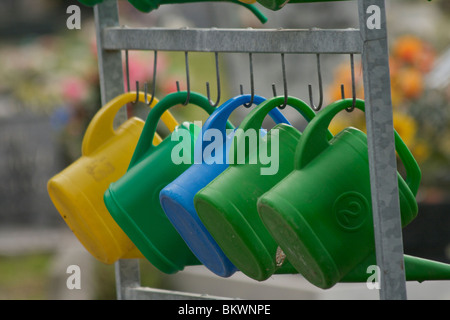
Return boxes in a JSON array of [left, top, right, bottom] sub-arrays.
[[0, 22, 178, 161], [327, 34, 450, 195], [0, 26, 99, 116]]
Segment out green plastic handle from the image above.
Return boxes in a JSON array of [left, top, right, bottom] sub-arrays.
[[77, 0, 267, 24], [295, 98, 421, 197], [232, 95, 333, 162], [77, 0, 103, 5], [129, 0, 267, 23], [78, 0, 348, 14], [256, 0, 348, 11], [128, 91, 233, 169]]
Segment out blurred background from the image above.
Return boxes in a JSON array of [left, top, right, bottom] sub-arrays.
[[0, 0, 449, 299]]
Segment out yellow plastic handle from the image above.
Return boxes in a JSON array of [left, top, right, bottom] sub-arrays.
[[82, 92, 178, 156], [238, 0, 257, 3]]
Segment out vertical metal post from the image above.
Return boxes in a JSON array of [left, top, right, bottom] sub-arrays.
[[94, 1, 141, 300], [358, 0, 407, 300], [94, 1, 125, 107], [114, 259, 141, 300]]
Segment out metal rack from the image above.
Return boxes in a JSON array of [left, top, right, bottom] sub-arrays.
[[93, 0, 408, 300]]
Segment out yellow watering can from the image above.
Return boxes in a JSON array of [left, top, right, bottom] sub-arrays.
[[47, 92, 178, 264]]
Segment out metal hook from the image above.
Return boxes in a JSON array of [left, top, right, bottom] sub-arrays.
[[144, 50, 158, 106], [125, 50, 139, 104], [271, 53, 288, 109], [308, 54, 323, 111], [134, 80, 140, 104], [206, 52, 221, 107], [340, 53, 357, 112], [125, 50, 131, 93], [124, 50, 139, 119], [239, 53, 255, 108], [176, 51, 190, 106]]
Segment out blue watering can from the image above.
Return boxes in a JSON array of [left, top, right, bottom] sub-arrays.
[[159, 94, 290, 277]]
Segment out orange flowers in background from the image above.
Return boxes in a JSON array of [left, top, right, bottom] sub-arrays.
[[392, 35, 436, 73], [391, 35, 436, 102]]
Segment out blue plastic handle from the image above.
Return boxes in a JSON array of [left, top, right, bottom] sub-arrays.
[[195, 94, 291, 164]]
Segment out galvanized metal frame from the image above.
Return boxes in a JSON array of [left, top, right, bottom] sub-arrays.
[[94, 0, 407, 300], [101, 27, 363, 53]]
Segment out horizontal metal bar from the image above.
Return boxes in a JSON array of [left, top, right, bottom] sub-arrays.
[[124, 286, 236, 300], [102, 27, 362, 54]]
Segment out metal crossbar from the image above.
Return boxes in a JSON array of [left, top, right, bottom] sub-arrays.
[[102, 27, 362, 53]]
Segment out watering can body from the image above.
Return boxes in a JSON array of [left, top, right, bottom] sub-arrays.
[[104, 91, 231, 273], [159, 94, 291, 277], [257, 99, 422, 289], [47, 92, 178, 264], [193, 96, 329, 281]]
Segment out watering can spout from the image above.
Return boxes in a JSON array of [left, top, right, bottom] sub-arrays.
[[341, 254, 450, 283], [402, 255, 450, 282]]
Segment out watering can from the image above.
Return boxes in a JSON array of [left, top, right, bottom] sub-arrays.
[[47, 92, 178, 264], [257, 98, 422, 289], [194, 96, 332, 281], [76, 0, 268, 24], [159, 94, 291, 277], [103, 91, 233, 274]]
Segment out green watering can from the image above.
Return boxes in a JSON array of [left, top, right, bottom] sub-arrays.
[[194, 96, 333, 281], [257, 98, 423, 289], [77, 0, 268, 24], [104, 91, 233, 274]]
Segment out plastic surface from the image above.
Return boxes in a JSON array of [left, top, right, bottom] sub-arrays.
[[128, 0, 267, 24], [77, 0, 347, 14], [77, 0, 267, 24], [342, 253, 450, 283], [251, 0, 348, 11], [194, 96, 330, 281], [77, 0, 103, 5], [257, 98, 422, 289], [104, 91, 232, 274], [159, 94, 291, 277], [47, 92, 178, 264]]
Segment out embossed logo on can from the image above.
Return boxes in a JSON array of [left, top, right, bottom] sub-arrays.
[[333, 191, 369, 231]]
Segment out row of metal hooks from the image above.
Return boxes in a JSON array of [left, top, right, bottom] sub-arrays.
[[124, 50, 357, 113]]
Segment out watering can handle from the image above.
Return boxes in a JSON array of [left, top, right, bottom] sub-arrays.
[[81, 92, 178, 156], [232, 95, 333, 160], [126, 0, 268, 23], [197, 94, 290, 154], [79, 0, 267, 23], [128, 91, 233, 169], [295, 98, 421, 196]]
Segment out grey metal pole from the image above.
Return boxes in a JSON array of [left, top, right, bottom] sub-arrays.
[[94, 1, 125, 107], [101, 27, 362, 54], [358, 0, 407, 300], [114, 258, 141, 300], [94, 1, 141, 300]]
